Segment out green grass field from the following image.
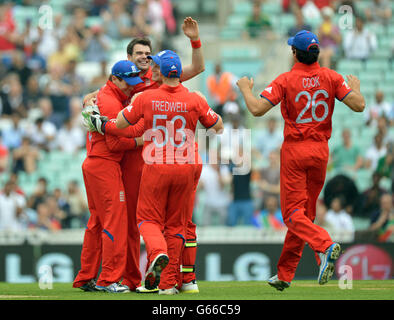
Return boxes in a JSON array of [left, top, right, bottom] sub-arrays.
[[0, 280, 393, 300]]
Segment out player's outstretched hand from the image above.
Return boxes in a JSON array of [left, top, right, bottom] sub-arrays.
[[346, 75, 361, 92], [237, 77, 254, 91], [182, 17, 199, 41]]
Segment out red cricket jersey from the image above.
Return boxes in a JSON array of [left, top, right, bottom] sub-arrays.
[[122, 83, 218, 164], [132, 66, 161, 94], [103, 66, 159, 137], [86, 80, 137, 161], [260, 62, 352, 142]]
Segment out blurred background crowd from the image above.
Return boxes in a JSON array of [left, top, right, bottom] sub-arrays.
[[0, 0, 392, 243]]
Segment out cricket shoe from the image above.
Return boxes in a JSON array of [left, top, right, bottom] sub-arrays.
[[95, 282, 130, 293], [79, 279, 98, 292], [144, 253, 169, 290], [136, 285, 159, 293], [318, 242, 341, 285], [268, 275, 290, 291], [180, 280, 199, 294], [159, 287, 179, 295]]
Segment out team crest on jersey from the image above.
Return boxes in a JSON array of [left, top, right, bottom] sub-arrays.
[[264, 86, 272, 94], [207, 108, 216, 118], [342, 81, 350, 89]]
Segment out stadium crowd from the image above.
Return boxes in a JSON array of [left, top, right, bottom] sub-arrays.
[[0, 0, 393, 242]]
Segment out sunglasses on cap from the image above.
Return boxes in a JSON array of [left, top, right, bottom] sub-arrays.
[[112, 71, 140, 78]]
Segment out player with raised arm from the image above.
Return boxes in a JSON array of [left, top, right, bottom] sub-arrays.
[[236, 30, 365, 290], [82, 17, 206, 292], [115, 50, 223, 295], [73, 60, 144, 293]]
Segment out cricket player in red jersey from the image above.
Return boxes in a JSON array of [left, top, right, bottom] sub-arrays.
[[236, 30, 365, 290], [72, 60, 144, 293], [115, 50, 223, 295], [86, 52, 204, 293], [83, 17, 205, 292]]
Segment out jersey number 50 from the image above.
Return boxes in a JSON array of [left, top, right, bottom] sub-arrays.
[[295, 89, 329, 124]]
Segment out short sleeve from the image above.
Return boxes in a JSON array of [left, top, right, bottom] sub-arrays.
[[122, 94, 143, 125], [332, 71, 352, 101], [196, 94, 219, 129], [259, 74, 286, 106]]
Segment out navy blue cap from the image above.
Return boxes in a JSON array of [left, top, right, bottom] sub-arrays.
[[288, 30, 319, 52], [111, 60, 143, 86], [148, 50, 182, 78]]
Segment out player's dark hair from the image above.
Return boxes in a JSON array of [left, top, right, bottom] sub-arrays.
[[292, 45, 320, 65], [126, 38, 152, 56]]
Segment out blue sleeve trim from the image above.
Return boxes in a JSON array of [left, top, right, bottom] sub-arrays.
[[260, 94, 275, 106], [102, 229, 114, 242], [122, 111, 137, 126], [102, 120, 107, 133], [206, 117, 219, 129], [339, 90, 352, 102]]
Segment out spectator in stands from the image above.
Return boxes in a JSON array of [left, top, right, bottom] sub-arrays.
[[133, 0, 154, 38], [376, 142, 393, 180], [47, 37, 73, 71], [12, 136, 40, 174], [24, 74, 44, 111], [26, 41, 47, 74], [89, 60, 108, 90], [1, 113, 24, 151], [365, 90, 392, 128], [102, 0, 135, 40], [199, 150, 231, 226], [315, 198, 329, 228], [317, 6, 341, 69], [34, 202, 62, 231], [0, 135, 9, 173], [27, 177, 49, 211], [45, 195, 67, 230], [0, 2, 18, 53], [65, 180, 89, 227], [253, 117, 283, 159], [227, 148, 255, 226], [69, 7, 89, 46], [252, 195, 285, 230], [206, 63, 238, 116], [25, 116, 57, 152], [324, 196, 355, 233], [330, 128, 364, 173], [52, 188, 71, 228], [56, 118, 85, 153], [356, 172, 386, 218], [0, 180, 26, 232], [7, 50, 32, 87], [343, 15, 377, 60], [257, 149, 281, 205], [365, 133, 387, 171], [90, 0, 109, 16], [68, 96, 86, 132], [0, 73, 27, 117], [42, 65, 73, 128], [84, 25, 111, 63], [323, 174, 359, 216], [63, 59, 86, 96], [244, 1, 271, 39], [369, 193, 394, 242], [287, 8, 312, 37], [221, 114, 246, 162], [146, 0, 166, 49], [365, 0, 392, 26]]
